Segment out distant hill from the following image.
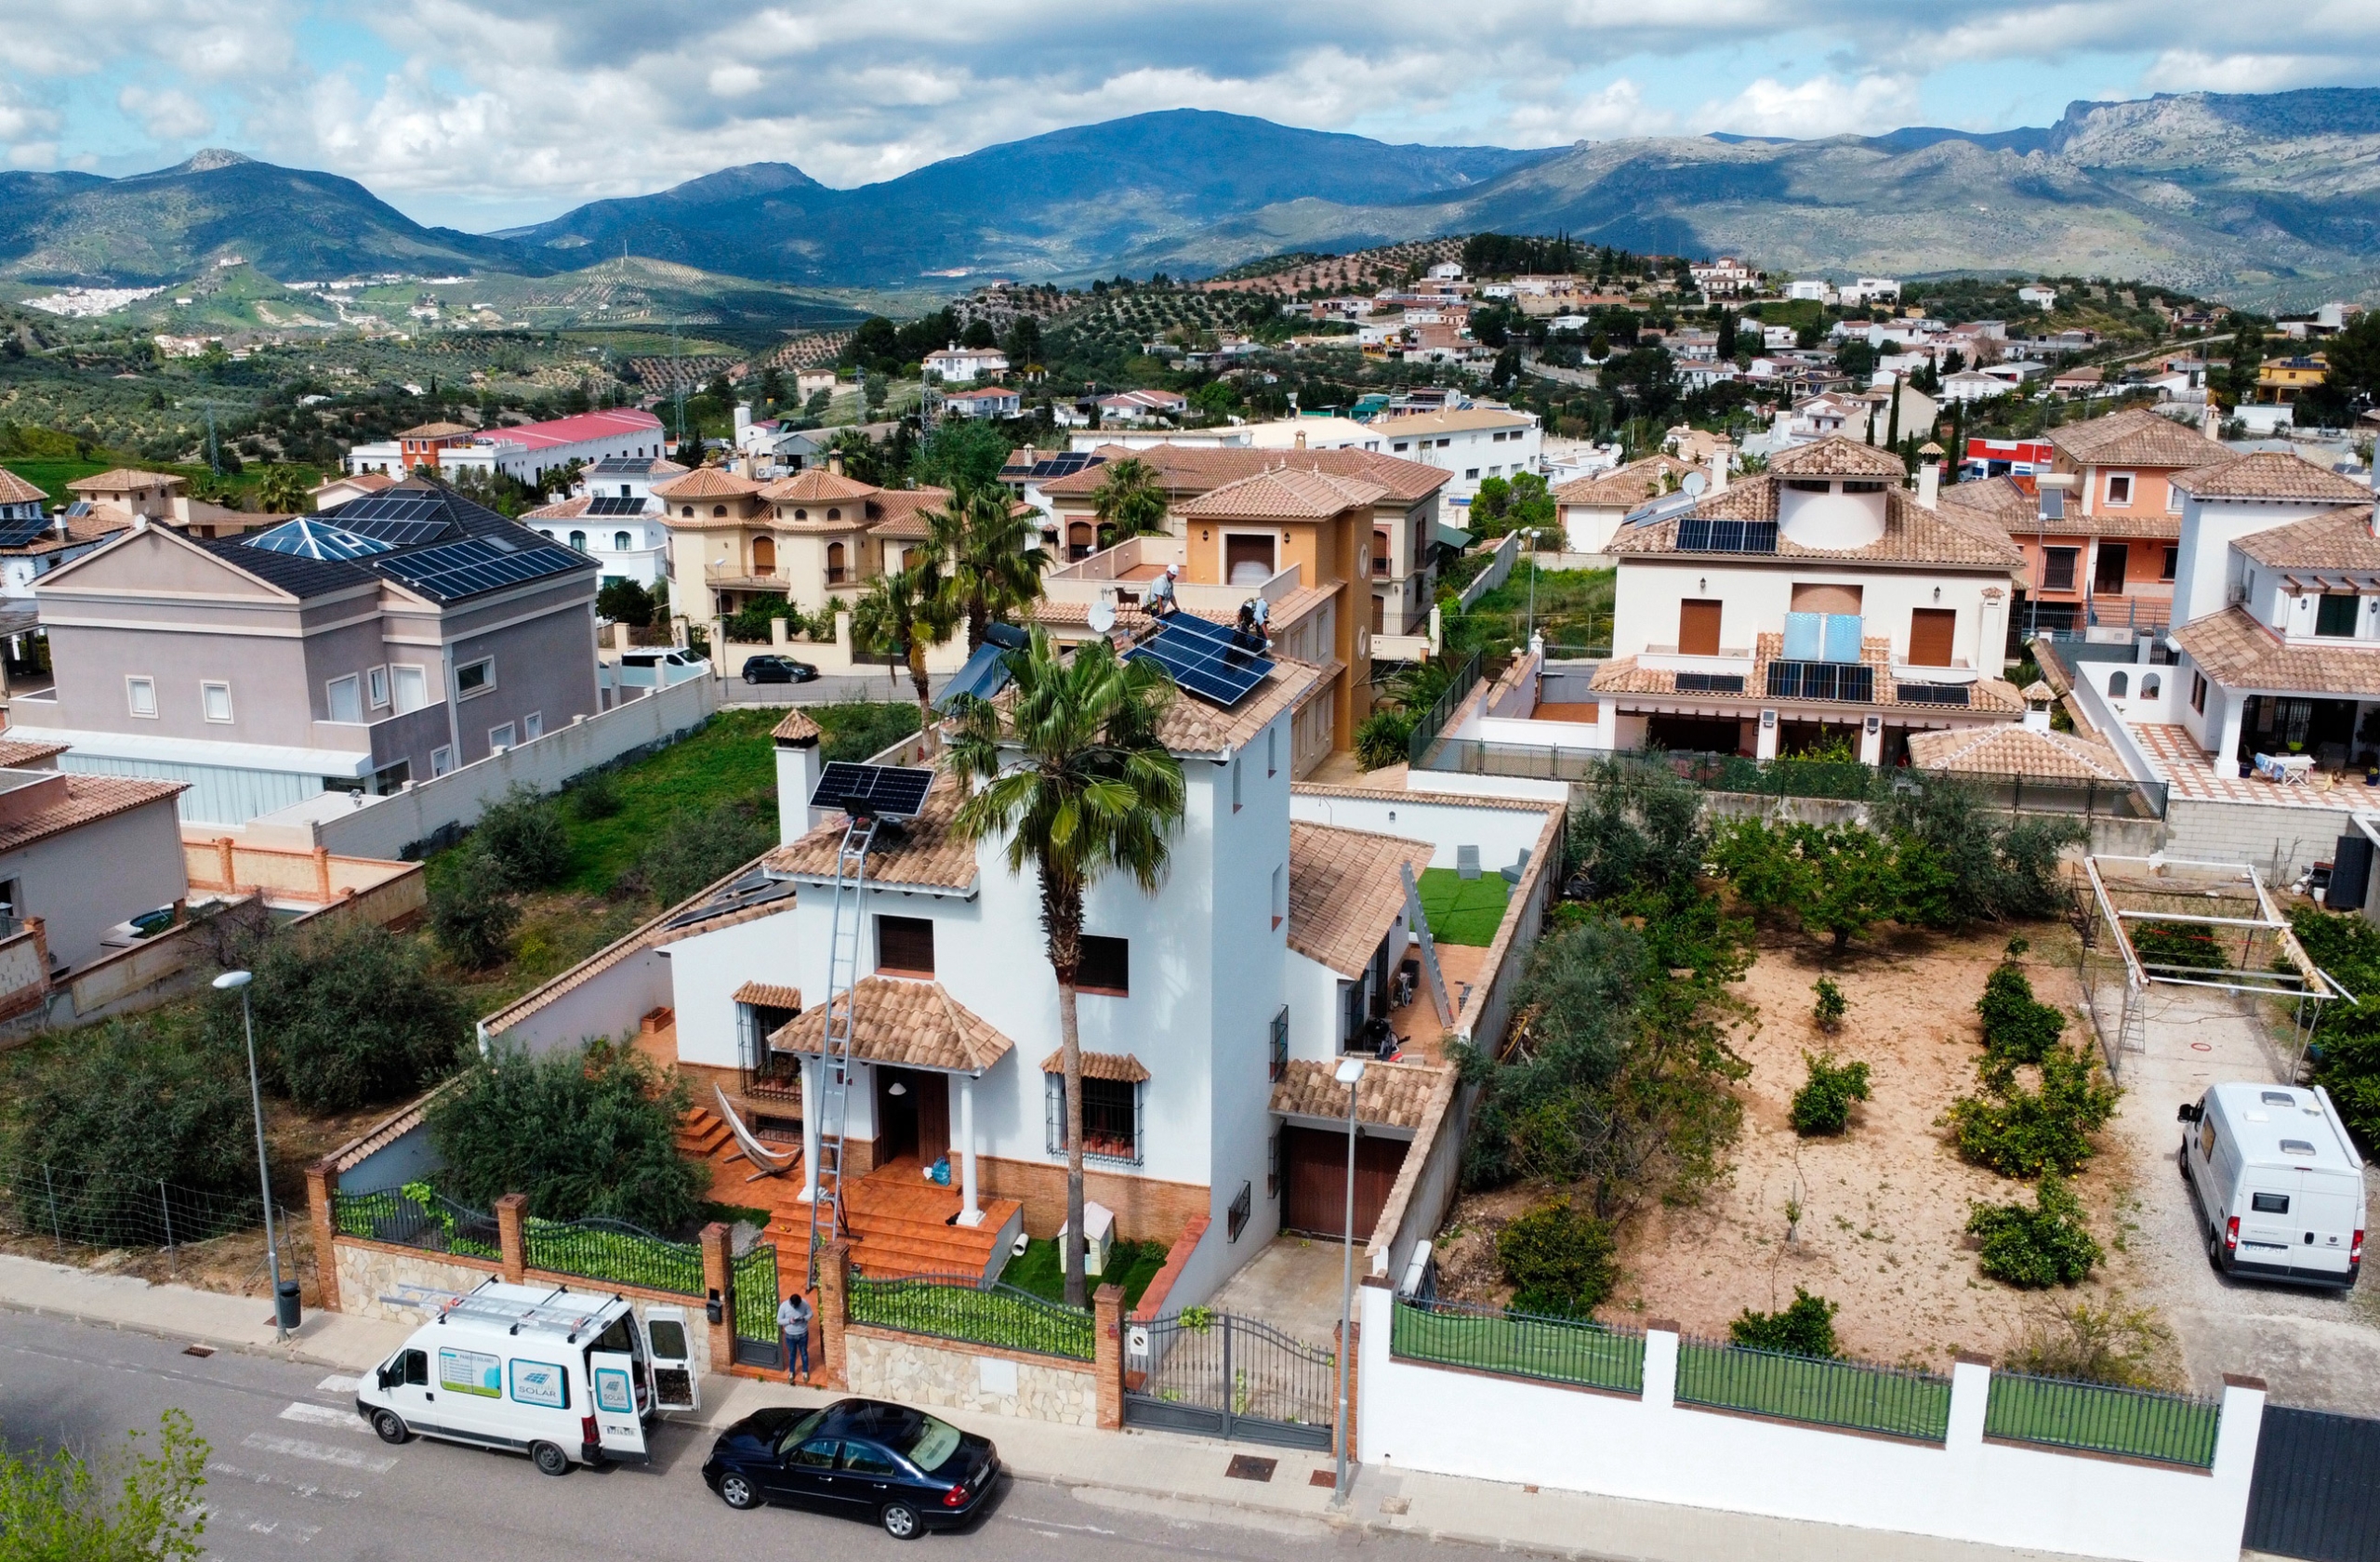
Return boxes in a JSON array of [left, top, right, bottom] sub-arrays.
[[0, 150, 549, 285]]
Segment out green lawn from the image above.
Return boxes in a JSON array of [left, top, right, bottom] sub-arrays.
[[555, 708, 782, 894], [1417, 867, 1510, 946], [1002, 1236, 1165, 1313], [849, 1272, 1095, 1360], [2, 458, 114, 505]]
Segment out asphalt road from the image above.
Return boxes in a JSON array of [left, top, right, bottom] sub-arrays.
[[0, 1312, 1425, 1562], [719, 669, 950, 707]]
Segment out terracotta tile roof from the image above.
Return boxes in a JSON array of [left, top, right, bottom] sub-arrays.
[[1146, 652, 1323, 754], [2174, 605, 2380, 695], [772, 976, 1014, 1072], [1038, 1049, 1149, 1082], [522, 496, 593, 520], [0, 737, 68, 768], [1554, 455, 1699, 508], [1176, 467, 1387, 521], [1906, 722, 2130, 781], [1589, 634, 2026, 714], [2233, 507, 2380, 572], [732, 980, 803, 1011], [772, 708, 822, 744], [866, 487, 951, 540], [1611, 478, 2024, 567], [1937, 474, 2037, 527], [396, 421, 473, 439], [1269, 1057, 1445, 1131], [0, 469, 45, 506], [1369, 406, 1536, 437], [1038, 443, 1445, 505], [758, 468, 879, 504], [654, 468, 764, 500], [0, 774, 184, 853], [1289, 782, 1565, 816], [0, 510, 127, 555], [1939, 474, 2179, 539], [67, 468, 183, 494], [2172, 451, 2377, 503], [1765, 436, 1910, 479], [313, 471, 396, 496], [764, 774, 978, 893], [1287, 821, 1433, 977], [2046, 407, 2228, 469]]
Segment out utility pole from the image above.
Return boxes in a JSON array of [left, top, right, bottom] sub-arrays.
[[204, 402, 220, 476]]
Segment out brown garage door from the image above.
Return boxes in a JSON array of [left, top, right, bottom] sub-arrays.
[[1907, 607, 1957, 667], [1281, 1125, 1408, 1240]]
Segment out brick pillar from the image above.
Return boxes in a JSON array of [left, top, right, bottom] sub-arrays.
[[816, 1239, 850, 1390], [216, 836, 235, 888], [312, 846, 333, 903], [305, 1159, 342, 1313], [699, 1223, 734, 1376], [1335, 1315, 1360, 1465], [495, 1193, 528, 1284], [1093, 1283, 1124, 1431]]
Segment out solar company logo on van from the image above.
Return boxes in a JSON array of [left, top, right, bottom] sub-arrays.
[[509, 1358, 568, 1409], [440, 1347, 503, 1397], [594, 1368, 633, 1414]]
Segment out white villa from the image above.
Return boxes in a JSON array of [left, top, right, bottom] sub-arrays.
[[522, 455, 687, 589]]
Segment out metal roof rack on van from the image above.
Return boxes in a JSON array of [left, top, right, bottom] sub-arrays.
[[438, 1284, 615, 1344]]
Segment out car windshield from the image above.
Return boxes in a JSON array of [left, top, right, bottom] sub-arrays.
[[902, 1414, 963, 1473], [774, 1408, 827, 1460]]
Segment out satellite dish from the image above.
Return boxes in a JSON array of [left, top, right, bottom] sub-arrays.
[[1088, 594, 1117, 634], [1682, 471, 1708, 496]]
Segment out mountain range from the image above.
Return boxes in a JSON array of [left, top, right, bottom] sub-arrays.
[[7, 94, 2380, 306]]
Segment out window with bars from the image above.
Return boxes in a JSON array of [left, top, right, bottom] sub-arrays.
[[1227, 1182, 1253, 1242], [1046, 1074, 1142, 1165], [1270, 1006, 1289, 1082]]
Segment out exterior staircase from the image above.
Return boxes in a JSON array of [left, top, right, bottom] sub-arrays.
[[764, 1167, 1022, 1283], [674, 1105, 734, 1162]]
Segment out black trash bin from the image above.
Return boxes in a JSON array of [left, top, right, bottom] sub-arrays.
[[276, 1280, 302, 1331]]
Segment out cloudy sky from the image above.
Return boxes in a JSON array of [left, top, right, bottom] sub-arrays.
[[2, 0, 2376, 232]]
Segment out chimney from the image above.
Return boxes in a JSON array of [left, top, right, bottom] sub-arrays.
[[1707, 443, 1728, 495], [1917, 460, 1940, 510], [1295, 429, 1307, 449], [2202, 402, 2222, 442], [828, 451, 844, 478]]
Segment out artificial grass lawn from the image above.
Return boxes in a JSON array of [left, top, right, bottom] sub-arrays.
[[1417, 867, 1510, 946], [1001, 1236, 1165, 1314]]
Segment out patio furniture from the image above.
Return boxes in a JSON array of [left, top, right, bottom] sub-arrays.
[[1456, 845, 1481, 880], [1499, 847, 1532, 886]]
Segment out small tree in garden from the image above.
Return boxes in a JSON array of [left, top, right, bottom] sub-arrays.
[[220, 924, 473, 1111], [1945, 1044, 2122, 1178], [471, 784, 571, 891], [1811, 976, 1846, 1031], [1976, 961, 2067, 1064], [1968, 1173, 2102, 1287], [1729, 1286, 1839, 1357], [430, 851, 522, 971], [0, 1409, 209, 1560], [1790, 1052, 1872, 1136], [1496, 1197, 1619, 1317]]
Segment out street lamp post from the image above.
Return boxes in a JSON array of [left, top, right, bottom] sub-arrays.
[[1333, 1054, 1366, 1503], [214, 970, 286, 1343], [1524, 529, 1539, 642]]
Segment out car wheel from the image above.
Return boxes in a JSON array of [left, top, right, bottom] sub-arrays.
[[880, 1502, 921, 1540], [718, 1472, 760, 1510], [743, 670, 758, 683], [2206, 1225, 2227, 1273], [370, 1410, 408, 1444], [530, 1441, 572, 1477]]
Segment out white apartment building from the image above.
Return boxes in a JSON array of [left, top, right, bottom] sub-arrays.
[[921, 346, 1010, 385], [1367, 406, 1542, 515], [521, 455, 685, 589]]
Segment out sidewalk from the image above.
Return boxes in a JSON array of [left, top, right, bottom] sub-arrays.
[[0, 1254, 2105, 1562]]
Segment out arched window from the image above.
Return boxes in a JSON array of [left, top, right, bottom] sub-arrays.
[[615, 531, 632, 551], [826, 508, 841, 522], [2108, 670, 2129, 697], [568, 530, 587, 550], [752, 536, 776, 573], [794, 508, 808, 521], [711, 505, 727, 519], [1373, 528, 1390, 578], [2141, 674, 2161, 699], [826, 541, 847, 584], [1068, 522, 1094, 561], [538, 530, 555, 540], [681, 506, 694, 518]]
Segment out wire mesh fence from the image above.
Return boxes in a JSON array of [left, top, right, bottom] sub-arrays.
[[1391, 1297, 1645, 1394], [330, 1185, 500, 1260], [1984, 1370, 2223, 1467], [523, 1215, 704, 1297], [849, 1272, 1095, 1361], [1, 1165, 286, 1278], [1674, 1336, 1954, 1443]]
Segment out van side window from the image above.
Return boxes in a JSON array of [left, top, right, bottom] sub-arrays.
[[2199, 1120, 2216, 1159], [403, 1349, 428, 1386], [2252, 1192, 2291, 1214]]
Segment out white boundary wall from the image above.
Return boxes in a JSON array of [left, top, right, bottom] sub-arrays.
[[1358, 1286, 2264, 1562]]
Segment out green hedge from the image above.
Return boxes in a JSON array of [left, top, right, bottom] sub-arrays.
[[850, 1276, 1094, 1361]]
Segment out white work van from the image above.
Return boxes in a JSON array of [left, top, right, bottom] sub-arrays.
[[2178, 1082, 2366, 1289], [353, 1280, 701, 1475]]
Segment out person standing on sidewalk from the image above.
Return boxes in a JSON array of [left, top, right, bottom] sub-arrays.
[[776, 1291, 813, 1384]]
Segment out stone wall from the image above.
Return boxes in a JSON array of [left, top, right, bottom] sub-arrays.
[[2162, 797, 2351, 881], [842, 1328, 1099, 1426]]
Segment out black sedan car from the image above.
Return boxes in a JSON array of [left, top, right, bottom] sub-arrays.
[[742, 655, 819, 684], [702, 1398, 999, 1538]]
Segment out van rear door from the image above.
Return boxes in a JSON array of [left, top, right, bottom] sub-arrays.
[[587, 1350, 649, 1464], [2241, 1177, 2296, 1255], [644, 1305, 700, 1413], [2298, 1173, 2362, 1274]]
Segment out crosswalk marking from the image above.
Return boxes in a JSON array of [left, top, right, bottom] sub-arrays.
[[240, 1433, 398, 1474], [314, 1374, 361, 1394], [206, 1460, 362, 1502], [278, 1403, 359, 1429]]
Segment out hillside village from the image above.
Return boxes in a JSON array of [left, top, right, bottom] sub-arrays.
[[6, 217, 2380, 1562]]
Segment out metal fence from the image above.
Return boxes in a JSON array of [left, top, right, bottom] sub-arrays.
[[1674, 1336, 1954, 1443], [1983, 1369, 2222, 1468], [522, 1215, 705, 1297], [1391, 1297, 1645, 1395], [330, 1185, 500, 1260], [2, 1166, 275, 1274], [1406, 649, 1484, 768], [849, 1272, 1095, 1361]]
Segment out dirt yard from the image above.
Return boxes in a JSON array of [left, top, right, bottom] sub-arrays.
[[1438, 921, 2164, 1373]]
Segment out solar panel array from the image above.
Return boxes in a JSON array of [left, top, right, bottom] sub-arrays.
[[377, 536, 585, 601], [587, 496, 647, 517], [335, 493, 445, 523], [245, 518, 395, 561], [0, 514, 52, 549], [1127, 615, 1273, 707], [810, 761, 934, 819]]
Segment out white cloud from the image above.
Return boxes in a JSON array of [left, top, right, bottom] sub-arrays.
[[117, 85, 215, 142], [1502, 79, 1678, 145], [2140, 49, 2335, 94], [1700, 73, 1922, 139]]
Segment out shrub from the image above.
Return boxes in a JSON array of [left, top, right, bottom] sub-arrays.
[[1496, 1198, 1619, 1317], [1875, 774, 2084, 924], [812, 700, 923, 764], [2006, 1300, 2178, 1389], [1976, 963, 2066, 1063], [1967, 1173, 2102, 1287], [2288, 906, 2380, 1148], [1945, 1044, 2122, 1178], [595, 576, 654, 628], [2130, 920, 2226, 972], [3, 1021, 255, 1211], [1790, 1052, 1871, 1136], [224, 925, 473, 1111], [568, 767, 623, 821], [429, 851, 521, 971], [1811, 976, 1845, 1031], [0, 1408, 210, 1561], [634, 792, 777, 906], [1728, 1286, 1839, 1357], [1355, 708, 1415, 771], [471, 784, 570, 890], [428, 1039, 708, 1230]]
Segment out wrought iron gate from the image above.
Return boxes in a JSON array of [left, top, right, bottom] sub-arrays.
[[2245, 1405, 2380, 1562], [1123, 1311, 1335, 1449], [731, 1243, 782, 1369]]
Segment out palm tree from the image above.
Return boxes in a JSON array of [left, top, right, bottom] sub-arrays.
[[850, 558, 957, 731], [256, 464, 311, 515], [945, 629, 1185, 1305], [926, 481, 1047, 649], [1089, 457, 1169, 550]]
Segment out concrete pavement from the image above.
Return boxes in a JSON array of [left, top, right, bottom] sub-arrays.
[[0, 1254, 2130, 1562]]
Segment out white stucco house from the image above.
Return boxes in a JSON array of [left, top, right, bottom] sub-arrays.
[[522, 455, 686, 589], [1367, 406, 1542, 515], [921, 346, 1010, 385]]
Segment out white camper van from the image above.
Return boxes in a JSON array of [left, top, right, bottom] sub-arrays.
[[353, 1280, 701, 1475], [2178, 1082, 2365, 1289]]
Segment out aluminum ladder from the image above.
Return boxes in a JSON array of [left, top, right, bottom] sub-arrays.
[[806, 815, 877, 1288]]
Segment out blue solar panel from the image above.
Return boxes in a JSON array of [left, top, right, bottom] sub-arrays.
[[0, 514, 51, 548], [335, 493, 445, 522], [586, 496, 646, 517], [377, 536, 584, 601], [337, 514, 457, 546], [811, 762, 934, 819], [1127, 616, 1273, 707], [245, 518, 394, 561]]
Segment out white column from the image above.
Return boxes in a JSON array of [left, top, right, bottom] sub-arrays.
[[956, 1072, 982, 1226], [1755, 709, 1780, 760], [800, 1056, 819, 1205], [1641, 1320, 1680, 1411], [1946, 1353, 1991, 1455], [2216, 689, 2247, 768], [1859, 715, 1884, 765]]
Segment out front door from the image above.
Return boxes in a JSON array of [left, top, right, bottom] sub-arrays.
[[2094, 542, 2129, 595], [875, 1068, 921, 1165]]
